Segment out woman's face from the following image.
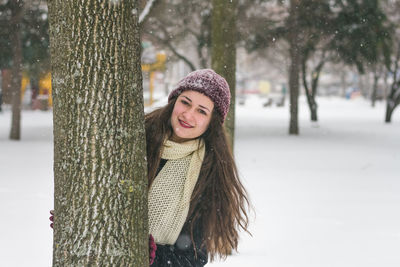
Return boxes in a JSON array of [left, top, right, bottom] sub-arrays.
[[170, 90, 214, 143]]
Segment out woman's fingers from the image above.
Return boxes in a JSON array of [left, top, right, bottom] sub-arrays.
[[50, 210, 54, 229]]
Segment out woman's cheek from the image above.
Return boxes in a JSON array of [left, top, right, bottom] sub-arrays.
[[198, 118, 210, 132]]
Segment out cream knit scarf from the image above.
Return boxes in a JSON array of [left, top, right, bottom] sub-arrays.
[[148, 138, 205, 245]]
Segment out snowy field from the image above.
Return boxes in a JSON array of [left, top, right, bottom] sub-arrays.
[[0, 96, 399, 267]]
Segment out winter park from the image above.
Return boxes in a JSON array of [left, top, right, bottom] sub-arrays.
[[1, 1, 400, 267]]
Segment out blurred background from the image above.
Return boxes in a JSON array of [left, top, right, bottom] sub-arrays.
[[1, 0, 400, 116], [0, 0, 399, 266]]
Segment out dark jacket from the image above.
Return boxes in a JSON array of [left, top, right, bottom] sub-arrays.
[[151, 217, 208, 267], [151, 159, 208, 267]]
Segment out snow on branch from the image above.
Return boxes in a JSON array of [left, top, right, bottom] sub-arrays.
[[139, 0, 156, 24]]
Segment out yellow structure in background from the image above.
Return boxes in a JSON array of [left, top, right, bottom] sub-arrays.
[[258, 80, 271, 95], [20, 73, 30, 97], [39, 72, 52, 106], [16, 71, 52, 107], [142, 52, 166, 106], [10, 50, 162, 108], [141, 52, 166, 72]]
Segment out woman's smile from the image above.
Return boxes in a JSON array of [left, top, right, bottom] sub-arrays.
[[178, 119, 193, 128]]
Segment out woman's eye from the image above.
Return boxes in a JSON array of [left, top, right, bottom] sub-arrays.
[[198, 109, 207, 115], [181, 100, 190, 105]]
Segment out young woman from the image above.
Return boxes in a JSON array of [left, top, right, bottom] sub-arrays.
[[146, 69, 250, 266], [51, 69, 250, 266]]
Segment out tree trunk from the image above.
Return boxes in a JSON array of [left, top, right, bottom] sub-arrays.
[[30, 75, 39, 106], [48, 0, 148, 266], [197, 43, 208, 69], [309, 61, 324, 121], [385, 84, 400, 123], [301, 55, 323, 122], [371, 70, 379, 107], [9, 0, 23, 140], [288, 0, 300, 135], [211, 0, 237, 149], [340, 67, 347, 97], [385, 42, 400, 123], [385, 102, 394, 122], [304, 85, 318, 122], [383, 70, 389, 100], [385, 43, 400, 123]]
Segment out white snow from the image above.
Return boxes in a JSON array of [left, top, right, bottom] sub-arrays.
[[0, 96, 399, 267]]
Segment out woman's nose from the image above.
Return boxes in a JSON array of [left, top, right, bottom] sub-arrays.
[[182, 107, 195, 120]]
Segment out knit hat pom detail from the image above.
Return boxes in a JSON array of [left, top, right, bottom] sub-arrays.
[[168, 69, 231, 122]]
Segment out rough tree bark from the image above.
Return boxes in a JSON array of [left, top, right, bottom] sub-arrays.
[[211, 0, 237, 148], [48, 0, 148, 266], [9, 0, 23, 140], [288, 0, 300, 135]]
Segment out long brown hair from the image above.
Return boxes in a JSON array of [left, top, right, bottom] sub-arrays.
[[145, 97, 250, 261]]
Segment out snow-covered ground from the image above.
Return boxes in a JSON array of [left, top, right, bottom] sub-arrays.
[[0, 96, 399, 267]]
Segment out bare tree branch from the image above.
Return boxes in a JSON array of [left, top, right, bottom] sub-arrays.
[[148, 21, 196, 71], [139, 0, 159, 27]]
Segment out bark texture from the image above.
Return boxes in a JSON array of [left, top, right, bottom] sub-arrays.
[[9, 0, 23, 140], [211, 0, 237, 148], [48, 0, 148, 266]]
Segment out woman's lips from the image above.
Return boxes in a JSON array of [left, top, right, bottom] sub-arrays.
[[179, 119, 193, 128]]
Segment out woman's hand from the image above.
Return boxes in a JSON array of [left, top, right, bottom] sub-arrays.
[[49, 210, 54, 229], [149, 234, 157, 265]]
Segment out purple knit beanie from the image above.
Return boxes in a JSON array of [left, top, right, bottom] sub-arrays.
[[168, 69, 231, 122]]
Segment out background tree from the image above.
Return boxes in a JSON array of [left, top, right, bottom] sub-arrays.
[[211, 0, 237, 147], [141, 0, 258, 73], [300, 0, 392, 119], [242, 0, 308, 134], [297, 1, 333, 122], [22, 1, 50, 101], [244, 0, 393, 128], [331, 0, 393, 107], [48, 0, 148, 265], [0, 0, 24, 139], [0, 0, 50, 139], [287, 0, 301, 134], [381, 0, 400, 122], [9, 0, 23, 140], [142, 0, 212, 71], [385, 44, 400, 122]]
